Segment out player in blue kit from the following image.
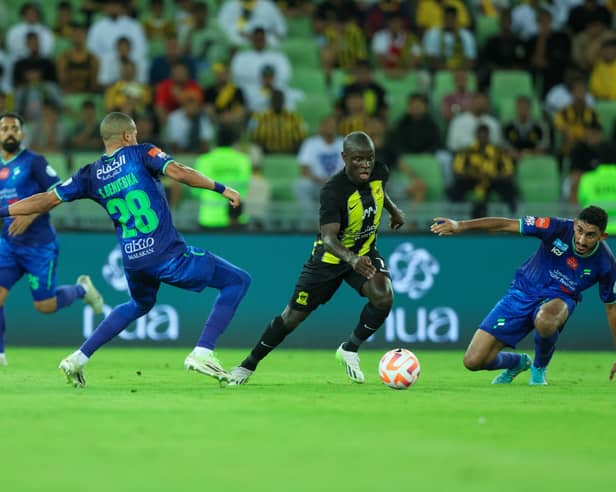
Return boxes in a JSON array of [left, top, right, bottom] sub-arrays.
[[0, 112, 251, 386], [431, 207, 616, 385], [0, 113, 103, 367]]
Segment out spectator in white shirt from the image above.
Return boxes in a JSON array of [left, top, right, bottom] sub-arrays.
[[164, 89, 214, 153], [98, 37, 148, 87], [294, 116, 344, 211], [231, 27, 292, 92], [244, 64, 303, 113], [447, 92, 502, 152], [6, 3, 55, 60], [86, 0, 147, 62], [218, 0, 287, 48], [423, 5, 476, 71]]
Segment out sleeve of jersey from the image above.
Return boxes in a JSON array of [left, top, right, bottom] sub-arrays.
[[598, 250, 616, 303], [520, 216, 557, 239], [319, 185, 342, 225], [141, 143, 175, 176], [32, 156, 61, 191], [54, 167, 90, 202]]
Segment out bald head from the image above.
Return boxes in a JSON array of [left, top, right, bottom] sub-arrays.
[[343, 131, 374, 154], [100, 112, 136, 142]]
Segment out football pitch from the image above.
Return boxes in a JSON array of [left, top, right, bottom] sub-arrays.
[[1, 348, 614, 492]]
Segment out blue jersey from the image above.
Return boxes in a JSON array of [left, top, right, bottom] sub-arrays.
[[54, 143, 186, 270], [0, 148, 60, 246], [515, 216, 616, 304]]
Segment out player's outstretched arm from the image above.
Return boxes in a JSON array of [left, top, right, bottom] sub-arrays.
[[430, 217, 519, 236], [164, 161, 240, 207], [321, 223, 376, 279], [0, 190, 61, 219], [605, 303, 616, 381], [383, 192, 405, 230]]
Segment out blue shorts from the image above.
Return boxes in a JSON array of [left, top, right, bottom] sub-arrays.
[[479, 287, 577, 348], [125, 246, 238, 307], [0, 238, 59, 301]]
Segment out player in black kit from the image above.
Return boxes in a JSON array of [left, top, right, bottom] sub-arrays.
[[229, 131, 405, 384]]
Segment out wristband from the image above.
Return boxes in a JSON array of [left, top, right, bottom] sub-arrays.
[[213, 181, 226, 194], [0, 206, 9, 218]]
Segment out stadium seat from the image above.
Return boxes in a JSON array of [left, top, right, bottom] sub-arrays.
[[594, 100, 616, 139], [261, 154, 299, 201], [489, 71, 534, 114], [374, 71, 425, 124], [475, 15, 500, 49], [291, 66, 327, 95], [400, 154, 445, 201], [296, 93, 333, 133], [516, 155, 560, 203], [287, 17, 314, 39], [282, 38, 320, 70]]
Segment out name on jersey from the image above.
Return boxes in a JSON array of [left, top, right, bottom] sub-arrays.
[[551, 238, 569, 256], [96, 155, 126, 181], [98, 173, 138, 199]]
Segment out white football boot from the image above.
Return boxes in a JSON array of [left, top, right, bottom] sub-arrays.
[[77, 275, 104, 315], [336, 344, 365, 383], [59, 353, 86, 388], [227, 366, 254, 386], [184, 350, 230, 383]]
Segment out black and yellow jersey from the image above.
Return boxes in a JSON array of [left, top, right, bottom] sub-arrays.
[[310, 161, 389, 264]]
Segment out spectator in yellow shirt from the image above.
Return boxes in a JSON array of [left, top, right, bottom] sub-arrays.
[[415, 0, 471, 31], [590, 38, 616, 100]]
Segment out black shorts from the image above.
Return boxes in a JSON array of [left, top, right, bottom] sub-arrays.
[[288, 249, 390, 312]]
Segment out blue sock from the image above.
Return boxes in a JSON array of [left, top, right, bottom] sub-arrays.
[[484, 352, 521, 370], [0, 306, 5, 353], [80, 300, 150, 357], [533, 331, 559, 368], [55, 284, 86, 310], [196, 259, 251, 350]]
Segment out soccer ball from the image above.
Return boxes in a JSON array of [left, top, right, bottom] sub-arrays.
[[378, 348, 421, 389]]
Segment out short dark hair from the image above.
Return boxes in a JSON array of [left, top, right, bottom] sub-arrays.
[[0, 112, 25, 126], [578, 205, 608, 232], [343, 131, 374, 153], [444, 5, 458, 16], [408, 92, 428, 104]]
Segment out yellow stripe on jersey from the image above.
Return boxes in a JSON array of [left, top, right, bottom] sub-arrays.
[[320, 181, 384, 264]]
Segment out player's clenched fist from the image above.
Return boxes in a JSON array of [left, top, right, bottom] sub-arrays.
[[350, 255, 376, 279]]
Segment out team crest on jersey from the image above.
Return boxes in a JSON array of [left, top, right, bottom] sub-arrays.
[[0, 167, 9, 180], [296, 291, 309, 306], [566, 257, 579, 270], [536, 217, 550, 229]]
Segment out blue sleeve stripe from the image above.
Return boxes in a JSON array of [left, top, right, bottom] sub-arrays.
[[162, 159, 175, 175]]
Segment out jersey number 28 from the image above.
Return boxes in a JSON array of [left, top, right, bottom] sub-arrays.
[[106, 190, 159, 238]]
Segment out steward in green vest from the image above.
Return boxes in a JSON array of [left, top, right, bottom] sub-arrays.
[[578, 163, 616, 234], [194, 126, 252, 227]]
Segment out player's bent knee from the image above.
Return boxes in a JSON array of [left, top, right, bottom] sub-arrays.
[[534, 313, 560, 337], [463, 353, 484, 371], [371, 292, 393, 312], [34, 300, 57, 314]]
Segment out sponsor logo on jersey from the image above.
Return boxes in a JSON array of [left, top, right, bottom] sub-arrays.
[[536, 217, 550, 229], [124, 237, 155, 259], [566, 256, 579, 270], [524, 216, 535, 226], [0, 167, 10, 180], [362, 206, 376, 219], [96, 154, 126, 181], [13, 167, 20, 176], [551, 238, 569, 256]]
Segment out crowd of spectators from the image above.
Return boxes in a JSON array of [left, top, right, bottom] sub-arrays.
[[0, 0, 615, 227]]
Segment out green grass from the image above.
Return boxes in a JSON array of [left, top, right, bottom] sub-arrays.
[[1, 348, 615, 492]]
